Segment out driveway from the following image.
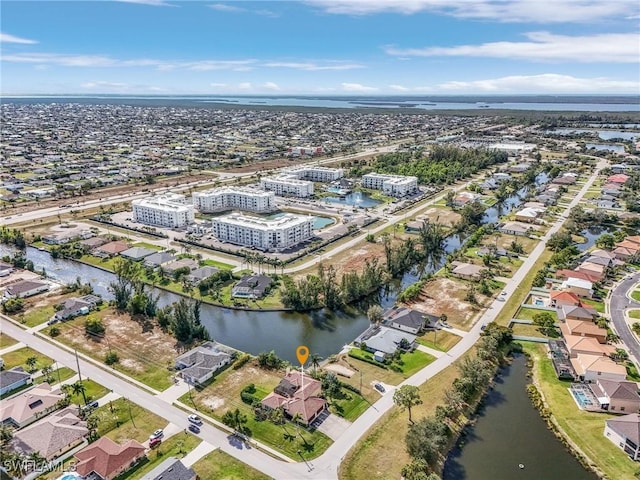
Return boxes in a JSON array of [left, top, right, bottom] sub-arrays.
[[609, 271, 640, 361], [312, 411, 352, 441]]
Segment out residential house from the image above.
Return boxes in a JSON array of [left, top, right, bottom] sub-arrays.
[[94, 240, 129, 258], [547, 339, 576, 380], [550, 291, 582, 308], [119, 246, 156, 261], [3, 280, 49, 299], [51, 295, 100, 322], [607, 174, 630, 184], [0, 383, 64, 428], [590, 380, 640, 413], [552, 174, 577, 185], [560, 319, 607, 344], [508, 163, 531, 173], [596, 199, 620, 209], [450, 262, 484, 281], [403, 220, 424, 233], [613, 246, 638, 262], [383, 307, 438, 335], [12, 407, 88, 460], [499, 221, 534, 236], [557, 305, 598, 322], [560, 278, 593, 298], [452, 191, 478, 207], [524, 201, 546, 209], [0, 367, 32, 396], [571, 353, 627, 382], [143, 251, 176, 267], [231, 275, 273, 299], [564, 335, 615, 358], [175, 341, 232, 385], [514, 207, 545, 223], [575, 262, 605, 282], [589, 249, 617, 263], [555, 269, 601, 285], [80, 236, 109, 250], [260, 371, 327, 425], [476, 246, 509, 258], [74, 437, 146, 480], [141, 457, 197, 480], [186, 266, 219, 284], [163, 258, 199, 275], [0, 261, 14, 277], [604, 414, 640, 460], [354, 325, 417, 358], [601, 184, 622, 197]]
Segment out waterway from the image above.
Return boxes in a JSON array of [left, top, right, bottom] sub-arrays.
[[576, 226, 616, 252], [443, 354, 597, 480], [585, 143, 626, 153], [548, 128, 639, 141]]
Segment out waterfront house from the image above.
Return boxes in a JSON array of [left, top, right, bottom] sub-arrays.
[[143, 251, 176, 267], [0, 383, 64, 428], [590, 380, 640, 413], [604, 414, 640, 460], [499, 221, 534, 236], [450, 262, 485, 281], [0, 261, 14, 277], [560, 278, 593, 298], [94, 240, 130, 258], [186, 266, 219, 284], [0, 367, 32, 397], [514, 207, 545, 223], [119, 246, 156, 261], [231, 275, 272, 299], [557, 305, 598, 322], [163, 258, 199, 275], [3, 280, 49, 299], [452, 191, 478, 207], [74, 437, 146, 480], [141, 457, 197, 480], [354, 325, 417, 358], [175, 341, 232, 385], [560, 319, 607, 344], [383, 307, 438, 335], [564, 335, 615, 358], [571, 354, 626, 382], [12, 407, 88, 460], [261, 371, 327, 426]]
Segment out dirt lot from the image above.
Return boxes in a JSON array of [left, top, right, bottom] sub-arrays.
[[409, 277, 482, 331], [295, 240, 387, 280], [494, 233, 540, 255], [415, 206, 462, 227]]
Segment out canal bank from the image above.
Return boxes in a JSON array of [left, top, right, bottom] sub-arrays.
[[443, 354, 597, 480]]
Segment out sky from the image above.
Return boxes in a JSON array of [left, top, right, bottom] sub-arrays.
[[1, 0, 639, 95]]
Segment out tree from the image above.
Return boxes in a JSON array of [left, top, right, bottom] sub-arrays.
[[405, 416, 449, 467], [85, 316, 106, 337], [367, 305, 384, 324], [596, 233, 615, 250], [321, 372, 342, 401], [393, 385, 423, 424], [611, 348, 629, 362], [86, 414, 99, 441], [547, 231, 574, 252], [310, 354, 322, 374], [401, 459, 431, 480], [25, 356, 38, 373], [71, 380, 88, 406], [222, 408, 248, 434], [41, 364, 54, 383], [633, 322, 640, 336], [509, 240, 524, 254], [105, 351, 119, 365], [532, 312, 557, 336]]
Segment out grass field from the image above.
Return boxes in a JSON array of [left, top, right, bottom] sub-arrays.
[[515, 306, 558, 322], [34, 366, 76, 385], [632, 290, 640, 302], [581, 298, 605, 314], [0, 332, 18, 349], [348, 348, 435, 378], [116, 432, 201, 479], [67, 379, 109, 405], [328, 387, 369, 421], [511, 323, 556, 339], [1, 346, 52, 372], [200, 258, 235, 270], [629, 309, 640, 320], [416, 329, 461, 351], [94, 397, 168, 444], [191, 450, 270, 480], [132, 241, 163, 251], [524, 343, 637, 480]]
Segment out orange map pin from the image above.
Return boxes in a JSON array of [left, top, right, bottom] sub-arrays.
[[296, 345, 309, 365]]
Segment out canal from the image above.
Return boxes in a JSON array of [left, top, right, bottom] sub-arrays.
[[443, 354, 597, 480]]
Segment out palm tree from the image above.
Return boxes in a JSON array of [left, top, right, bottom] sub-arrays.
[[291, 413, 310, 446], [310, 354, 322, 374], [71, 380, 88, 406], [25, 356, 38, 373]]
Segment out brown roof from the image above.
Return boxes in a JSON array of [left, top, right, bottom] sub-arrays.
[[97, 240, 130, 254], [564, 335, 615, 356], [571, 354, 627, 376], [0, 383, 63, 425], [555, 269, 601, 283], [560, 319, 606, 339], [550, 291, 581, 304], [607, 414, 640, 444], [74, 436, 145, 479], [596, 380, 640, 402], [616, 240, 640, 252]]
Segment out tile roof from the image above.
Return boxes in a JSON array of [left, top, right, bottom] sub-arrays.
[[74, 436, 146, 479], [606, 414, 640, 444]]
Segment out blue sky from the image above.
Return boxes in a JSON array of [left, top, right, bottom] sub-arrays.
[[1, 0, 639, 95]]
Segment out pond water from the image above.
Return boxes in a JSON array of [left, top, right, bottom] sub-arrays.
[[443, 354, 597, 480], [549, 128, 638, 141], [323, 191, 381, 208], [585, 143, 626, 153], [576, 226, 616, 252], [266, 212, 335, 230]]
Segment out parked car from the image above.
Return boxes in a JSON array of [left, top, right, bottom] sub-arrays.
[[149, 429, 164, 440], [374, 383, 385, 393], [188, 415, 202, 425], [149, 437, 162, 448], [188, 424, 200, 434]]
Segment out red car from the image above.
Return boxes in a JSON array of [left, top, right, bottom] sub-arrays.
[[149, 437, 162, 448]]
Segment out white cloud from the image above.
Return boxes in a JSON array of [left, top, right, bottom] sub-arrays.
[[263, 61, 364, 71], [307, 0, 640, 23], [389, 84, 409, 91], [81, 81, 128, 89], [210, 82, 228, 88], [263, 82, 281, 91], [385, 32, 640, 63], [208, 3, 245, 12], [237, 82, 253, 90], [0, 32, 38, 44], [341, 82, 378, 92], [433, 74, 639, 93], [117, 0, 177, 7]]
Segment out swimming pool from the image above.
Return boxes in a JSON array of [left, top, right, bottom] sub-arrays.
[[534, 299, 544, 306], [571, 387, 594, 407]]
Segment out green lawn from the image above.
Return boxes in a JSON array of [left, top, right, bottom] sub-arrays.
[[115, 432, 201, 480], [1, 347, 52, 372], [348, 348, 435, 378], [581, 298, 605, 314], [35, 366, 76, 385], [199, 258, 234, 270], [16, 304, 57, 327], [67, 379, 110, 405], [328, 387, 369, 421], [94, 397, 167, 444], [626, 361, 640, 382], [132, 241, 163, 251], [632, 290, 640, 302], [515, 306, 558, 322], [629, 309, 640, 320], [511, 322, 558, 339], [191, 450, 270, 480], [524, 343, 637, 480], [0, 332, 18, 349], [416, 329, 461, 351], [80, 254, 120, 271]]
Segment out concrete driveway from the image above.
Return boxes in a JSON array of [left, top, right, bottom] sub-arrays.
[[312, 411, 352, 441]]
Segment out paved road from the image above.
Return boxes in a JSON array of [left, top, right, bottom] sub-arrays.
[[609, 271, 640, 361], [0, 161, 604, 479]]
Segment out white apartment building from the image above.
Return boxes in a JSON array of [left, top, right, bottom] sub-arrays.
[[361, 172, 418, 197], [132, 193, 195, 228], [211, 213, 314, 251], [260, 175, 314, 197], [282, 166, 344, 183], [192, 186, 276, 213]]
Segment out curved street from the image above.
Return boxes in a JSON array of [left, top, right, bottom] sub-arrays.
[[609, 271, 640, 362]]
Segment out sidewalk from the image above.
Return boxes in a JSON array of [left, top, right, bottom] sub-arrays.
[[416, 344, 445, 358], [181, 441, 217, 467], [0, 342, 25, 356], [156, 378, 191, 403]]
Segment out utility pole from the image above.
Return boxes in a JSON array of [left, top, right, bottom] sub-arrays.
[[127, 398, 136, 428], [74, 349, 83, 384], [55, 361, 61, 384]]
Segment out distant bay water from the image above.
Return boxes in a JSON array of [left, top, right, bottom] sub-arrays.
[[3, 95, 640, 112]]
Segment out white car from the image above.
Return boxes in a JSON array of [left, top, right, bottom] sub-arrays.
[[188, 415, 202, 425], [149, 429, 164, 440]]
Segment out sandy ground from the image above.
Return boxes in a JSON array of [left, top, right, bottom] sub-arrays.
[[416, 207, 462, 227]]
